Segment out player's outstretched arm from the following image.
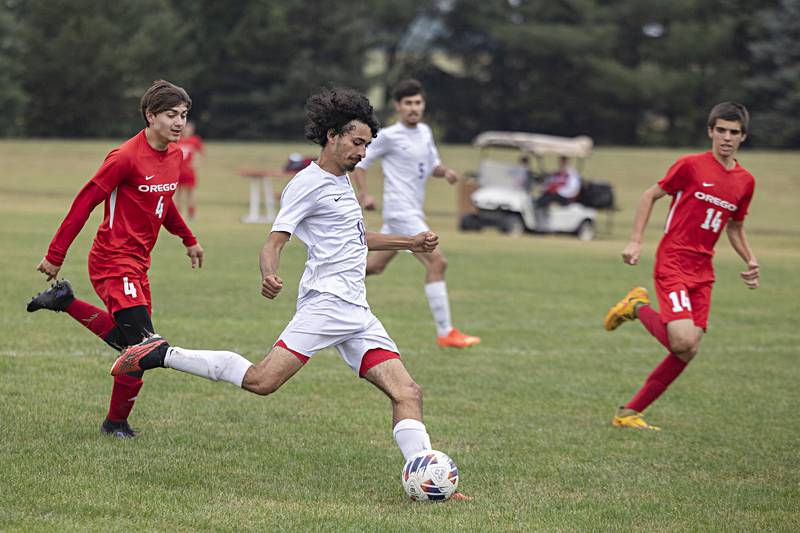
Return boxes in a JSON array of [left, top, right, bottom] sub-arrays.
[[726, 220, 759, 289], [260, 231, 290, 299], [622, 184, 668, 265], [38, 181, 107, 280], [350, 167, 376, 210], [433, 165, 459, 185], [366, 231, 438, 253]]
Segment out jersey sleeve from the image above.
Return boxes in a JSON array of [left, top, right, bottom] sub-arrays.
[[271, 177, 320, 236], [427, 126, 442, 169], [162, 198, 198, 246], [90, 149, 131, 194], [45, 181, 107, 266], [732, 178, 755, 222], [356, 130, 390, 170], [657, 157, 691, 195]]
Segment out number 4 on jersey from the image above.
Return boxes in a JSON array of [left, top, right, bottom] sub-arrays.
[[155, 195, 165, 218], [123, 276, 138, 298]]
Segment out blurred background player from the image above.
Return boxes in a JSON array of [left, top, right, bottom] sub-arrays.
[[604, 102, 759, 430], [26, 80, 204, 438], [352, 79, 480, 349], [176, 120, 204, 220], [109, 87, 469, 499]]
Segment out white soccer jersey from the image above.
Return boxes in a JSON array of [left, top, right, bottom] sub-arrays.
[[271, 162, 368, 308], [356, 122, 441, 220]]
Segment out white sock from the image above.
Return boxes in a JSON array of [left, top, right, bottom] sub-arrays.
[[424, 281, 453, 337], [393, 418, 432, 461], [164, 346, 253, 387]]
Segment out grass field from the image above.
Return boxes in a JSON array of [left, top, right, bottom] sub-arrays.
[[1, 139, 798, 531]]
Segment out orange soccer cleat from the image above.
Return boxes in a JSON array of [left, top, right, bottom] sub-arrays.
[[437, 328, 481, 348], [110, 334, 169, 376], [603, 286, 650, 331]]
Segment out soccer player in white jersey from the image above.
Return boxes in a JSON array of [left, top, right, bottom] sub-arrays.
[[110, 87, 470, 500], [352, 79, 480, 349]]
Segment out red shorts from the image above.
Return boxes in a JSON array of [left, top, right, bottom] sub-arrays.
[[654, 274, 713, 330], [178, 169, 196, 187], [90, 271, 152, 315]]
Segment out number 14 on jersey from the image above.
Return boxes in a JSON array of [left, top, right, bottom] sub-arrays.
[[700, 208, 722, 233]]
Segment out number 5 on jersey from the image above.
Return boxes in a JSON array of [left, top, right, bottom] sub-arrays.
[[123, 276, 138, 298]]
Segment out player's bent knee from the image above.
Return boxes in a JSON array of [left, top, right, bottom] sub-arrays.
[[675, 344, 699, 363], [242, 370, 282, 396], [430, 257, 448, 275], [243, 378, 280, 396], [396, 380, 423, 406]]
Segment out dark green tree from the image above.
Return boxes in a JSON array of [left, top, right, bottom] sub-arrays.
[[745, 0, 800, 148], [0, 0, 26, 136], [17, 0, 196, 137]]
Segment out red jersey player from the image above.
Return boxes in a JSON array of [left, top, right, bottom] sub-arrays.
[[175, 120, 204, 220], [603, 102, 759, 431], [26, 80, 203, 438]]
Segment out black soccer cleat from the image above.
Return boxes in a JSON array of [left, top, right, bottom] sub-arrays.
[[26, 279, 75, 312], [101, 418, 138, 439]]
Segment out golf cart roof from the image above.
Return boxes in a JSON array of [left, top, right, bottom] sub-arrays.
[[472, 131, 593, 158]]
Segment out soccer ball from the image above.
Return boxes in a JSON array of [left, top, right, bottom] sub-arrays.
[[401, 450, 459, 501]]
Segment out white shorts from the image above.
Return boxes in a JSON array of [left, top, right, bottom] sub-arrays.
[[277, 291, 399, 375], [380, 215, 429, 237]]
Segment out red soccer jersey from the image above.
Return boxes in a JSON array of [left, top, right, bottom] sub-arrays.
[[177, 135, 203, 176], [46, 130, 196, 275], [655, 151, 755, 283]]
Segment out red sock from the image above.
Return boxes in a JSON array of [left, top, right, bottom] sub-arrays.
[[626, 353, 688, 412], [188, 206, 196, 219], [65, 299, 116, 338], [637, 304, 670, 350], [106, 374, 144, 422]]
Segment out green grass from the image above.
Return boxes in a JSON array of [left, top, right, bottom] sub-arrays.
[[1, 139, 798, 531]]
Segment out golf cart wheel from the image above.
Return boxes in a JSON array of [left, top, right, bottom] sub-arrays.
[[576, 219, 596, 241], [459, 213, 483, 232], [499, 214, 525, 236]]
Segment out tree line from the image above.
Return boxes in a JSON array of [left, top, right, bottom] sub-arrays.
[[1, 0, 797, 147]]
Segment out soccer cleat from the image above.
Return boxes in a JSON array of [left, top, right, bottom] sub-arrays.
[[110, 335, 169, 376], [101, 418, 138, 439], [603, 286, 650, 331], [26, 279, 75, 312], [437, 328, 481, 348], [611, 407, 661, 431], [450, 491, 473, 501]]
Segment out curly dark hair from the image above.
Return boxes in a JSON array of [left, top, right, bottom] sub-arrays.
[[304, 87, 379, 146]]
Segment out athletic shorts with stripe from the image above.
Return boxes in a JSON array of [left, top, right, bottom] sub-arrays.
[[276, 290, 400, 377]]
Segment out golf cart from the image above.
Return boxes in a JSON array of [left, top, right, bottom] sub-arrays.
[[459, 131, 615, 240]]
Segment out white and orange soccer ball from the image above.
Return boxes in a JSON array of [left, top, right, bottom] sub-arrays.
[[401, 450, 459, 501]]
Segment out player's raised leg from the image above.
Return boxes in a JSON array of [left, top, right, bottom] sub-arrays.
[[27, 280, 120, 341], [110, 335, 256, 388]]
